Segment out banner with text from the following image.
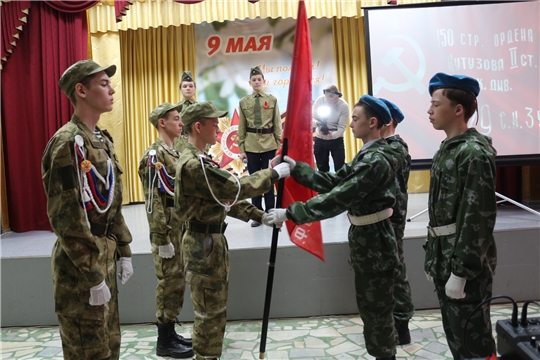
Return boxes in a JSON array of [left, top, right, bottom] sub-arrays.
[[194, 18, 335, 173]]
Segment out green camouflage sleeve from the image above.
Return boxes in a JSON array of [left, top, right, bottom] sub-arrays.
[[292, 161, 351, 194], [41, 135, 105, 285], [287, 155, 388, 224], [228, 200, 265, 223], [451, 152, 497, 279], [110, 211, 133, 258], [138, 150, 172, 247], [181, 158, 273, 202]]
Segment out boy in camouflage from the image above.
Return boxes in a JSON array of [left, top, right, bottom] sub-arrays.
[[425, 73, 497, 359], [379, 98, 414, 345], [138, 102, 193, 358], [174, 102, 290, 359], [267, 95, 401, 360], [42, 60, 133, 360]]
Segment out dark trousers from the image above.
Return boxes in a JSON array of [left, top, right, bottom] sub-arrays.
[[246, 150, 276, 211], [314, 137, 345, 172]]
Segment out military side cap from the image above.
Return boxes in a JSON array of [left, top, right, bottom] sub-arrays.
[[250, 66, 263, 78], [181, 71, 194, 83], [59, 60, 116, 97], [149, 102, 183, 128], [359, 95, 392, 125], [379, 98, 404, 123], [181, 102, 228, 127], [428, 72, 480, 97]]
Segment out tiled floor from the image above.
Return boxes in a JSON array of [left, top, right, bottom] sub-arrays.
[[2, 303, 538, 359]]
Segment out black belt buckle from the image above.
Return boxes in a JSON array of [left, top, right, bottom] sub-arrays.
[[90, 220, 115, 237]]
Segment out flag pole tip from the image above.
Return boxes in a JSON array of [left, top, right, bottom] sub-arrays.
[[259, 352, 265, 359]]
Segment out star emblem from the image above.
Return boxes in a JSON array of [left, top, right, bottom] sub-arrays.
[[208, 109, 248, 176]]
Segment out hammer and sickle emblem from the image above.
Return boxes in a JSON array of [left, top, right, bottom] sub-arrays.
[[373, 35, 427, 95]]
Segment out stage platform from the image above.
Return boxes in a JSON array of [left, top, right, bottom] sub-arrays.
[[1, 193, 539, 327]]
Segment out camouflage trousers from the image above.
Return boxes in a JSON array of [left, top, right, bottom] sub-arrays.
[[152, 231, 186, 324], [393, 237, 414, 321], [182, 230, 229, 358], [354, 268, 396, 358], [434, 277, 496, 360], [57, 284, 120, 360]]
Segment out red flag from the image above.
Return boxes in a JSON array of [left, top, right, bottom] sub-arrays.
[[281, 0, 324, 261]]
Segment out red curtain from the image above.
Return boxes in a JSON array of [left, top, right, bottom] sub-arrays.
[[1, 1, 32, 66], [1, 2, 90, 232], [114, 0, 133, 22], [42, 0, 98, 13]]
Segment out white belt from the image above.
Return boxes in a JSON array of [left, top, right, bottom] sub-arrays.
[[427, 223, 456, 237], [347, 208, 393, 226]]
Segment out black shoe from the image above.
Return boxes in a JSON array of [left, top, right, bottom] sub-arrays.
[[251, 221, 261, 227], [156, 322, 194, 359], [376, 356, 396, 360], [394, 318, 411, 345]]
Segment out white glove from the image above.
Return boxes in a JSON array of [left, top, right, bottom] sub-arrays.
[[118, 257, 133, 285], [445, 273, 466, 299], [267, 208, 288, 225], [271, 155, 296, 170], [261, 213, 283, 229], [273, 162, 291, 179], [89, 280, 111, 306], [159, 243, 175, 259], [425, 272, 434, 283]]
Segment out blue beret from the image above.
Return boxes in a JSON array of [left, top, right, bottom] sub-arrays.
[[428, 72, 480, 97], [359, 95, 392, 125], [379, 98, 404, 123]]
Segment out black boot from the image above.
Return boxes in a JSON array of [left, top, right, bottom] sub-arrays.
[[156, 322, 194, 359], [394, 318, 411, 345], [172, 322, 192, 347], [376, 356, 396, 360]]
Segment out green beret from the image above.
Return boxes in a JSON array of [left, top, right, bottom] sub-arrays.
[[149, 102, 183, 128], [250, 66, 263, 79], [181, 71, 194, 83], [59, 60, 116, 97], [181, 102, 228, 127]]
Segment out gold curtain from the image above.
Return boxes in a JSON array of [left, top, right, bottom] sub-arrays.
[[89, 0, 359, 33], [120, 25, 195, 203]]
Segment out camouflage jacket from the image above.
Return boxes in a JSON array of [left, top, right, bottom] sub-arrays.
[[138, 139, 181, 247], [174, 143, 276, 224], [424, 128, 497, 281], [286, 138, 400, 273], [385, 134, 411, 240], [42, 115, 132, 316], [238, 92, 282, 153]]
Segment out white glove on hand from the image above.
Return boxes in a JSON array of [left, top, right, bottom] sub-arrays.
[[159, 243, 175, 259], [261, 213, 283, 229], [271, 155, 296, 170], [267, 208, 288, 225], [445, 273, 466, 299], [425, 272, 434, 283], [273, 162, 291, 179], [118, 257, 133, 285], [89, 280, 111, 306]]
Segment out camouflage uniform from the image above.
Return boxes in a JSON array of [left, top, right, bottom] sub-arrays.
[[386, 135, 414, 323], [174, 99, 198, 152], [138, 139, 185, 325], [238, 90, 282, 212], [174, 143, 277, 359], [424, 128, 497, 359], [285, 138, 400, 358], [42, 115, 132, 360]]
